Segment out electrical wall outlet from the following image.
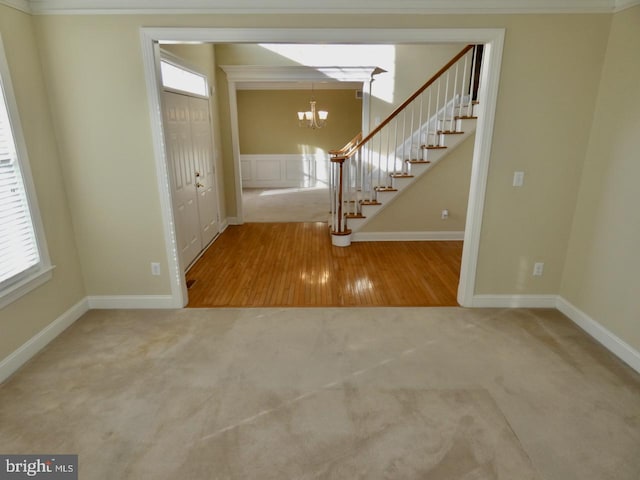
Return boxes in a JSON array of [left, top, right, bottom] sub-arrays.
[[441, 209, 449, 220], [533, 262, 544, 276], [513, 171, 525, 187], [151, 262, 161, 276]]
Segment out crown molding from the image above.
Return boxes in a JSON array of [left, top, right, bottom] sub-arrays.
[[27, 0, 622, 16], [0, 0, 31, 13], [614, 0, 640, 12]]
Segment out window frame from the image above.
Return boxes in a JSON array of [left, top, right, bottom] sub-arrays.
[[159, 51, 210, 99], [0, 34, 53, 309]]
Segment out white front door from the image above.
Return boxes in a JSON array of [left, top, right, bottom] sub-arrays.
[[188, 96, 219, 247], [163, 91, 219, 269]]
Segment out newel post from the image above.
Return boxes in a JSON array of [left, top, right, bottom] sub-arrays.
[[330, 155, 352, 247]]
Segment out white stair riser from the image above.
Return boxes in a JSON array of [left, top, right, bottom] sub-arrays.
[[361, 203, 383, 217], [422, 148, 448, 163], [407, 163, 431, 176], [390, 176, 413, 190], [376, 190, 399, 203]]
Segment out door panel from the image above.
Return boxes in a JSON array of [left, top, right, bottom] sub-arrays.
[[188, 96, 219, 247], [163, 91, 202, 268]]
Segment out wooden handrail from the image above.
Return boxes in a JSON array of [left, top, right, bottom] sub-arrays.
[[329, 131, 362, 156], [344, 44, 474, 158]]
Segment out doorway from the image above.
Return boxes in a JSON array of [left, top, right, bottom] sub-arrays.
[[160, 57, 220, 270], [140, 28, 505, 308]]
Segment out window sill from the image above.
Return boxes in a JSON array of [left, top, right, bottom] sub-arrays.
[[0, 265, 55, 310]]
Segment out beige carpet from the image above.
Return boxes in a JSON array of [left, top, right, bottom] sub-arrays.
[[1, 307, 639, 479], [242, 186, 329, 222]]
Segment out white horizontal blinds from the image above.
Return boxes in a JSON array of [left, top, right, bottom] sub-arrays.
[[0, 81, 40, 286]]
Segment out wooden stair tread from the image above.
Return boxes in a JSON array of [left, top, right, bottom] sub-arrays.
[[437, 130, 464, 135], [420, 145, 447, 150], [390, 173, 414, 178], [406, 160, 432, 164], [360, 200, 382, 206], [374, 186, 398, 192], [455, 115, 478, 120], [345, 213, 366, 219]]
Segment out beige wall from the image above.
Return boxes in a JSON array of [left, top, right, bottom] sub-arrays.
[[237, 89, 361, 154], [0, 5, 85, 361], [161, 43, 227, 219], [368, 44, 465, 126], [561, 6, 640, 351], [31, 13, 611, 299], [362, 134, 473, 232], [34, 15, 172, 295]]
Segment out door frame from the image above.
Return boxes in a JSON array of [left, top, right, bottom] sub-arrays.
[[219, 65, 380, 223], [140, 27, 505, 308]]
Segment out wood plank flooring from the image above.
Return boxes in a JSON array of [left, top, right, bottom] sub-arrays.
[[186, 223, 462, 307]]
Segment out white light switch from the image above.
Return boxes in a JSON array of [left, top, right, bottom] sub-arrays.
[[513, 171, 525, 187], [533, 262, 544, 276]]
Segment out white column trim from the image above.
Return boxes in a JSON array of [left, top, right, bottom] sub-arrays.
[[140, 30, 188, 307], [225, 78, 245, 224], [457, 32, 505, 307]]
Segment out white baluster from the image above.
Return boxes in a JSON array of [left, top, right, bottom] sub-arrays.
[[459, 53, 469, 120], [443, 70, 450, 133], [418, 91, 424, 156], [435, 78, 441, 136], [426, 89, 433, 151], [385, 122, 391, 178], [394, 109, 407, 169], [409, 103, 415, 170], [452, 63, 459, 132], [468, 46, 478, 118], [393, 117, 399, 175], [378, 132, 383, 186]]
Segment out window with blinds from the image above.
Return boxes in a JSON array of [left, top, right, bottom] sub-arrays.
[[0, 36, 51, 308], [0, 86, 40, 290]]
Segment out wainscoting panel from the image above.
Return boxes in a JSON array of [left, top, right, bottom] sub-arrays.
[[241, 154, 329, 188]]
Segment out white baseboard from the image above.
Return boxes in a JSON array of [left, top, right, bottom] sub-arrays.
[[226, 216, 242, 225], [0, 298, 89, 384], [352, 231, 465, 242], [219, 218, 229, 232], [556, 296, 640, 374], [470, 294, 558, 308], [87, 295, 176, 309]]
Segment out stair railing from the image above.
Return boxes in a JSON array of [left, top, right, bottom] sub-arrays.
[[329, 44, 482, 244]]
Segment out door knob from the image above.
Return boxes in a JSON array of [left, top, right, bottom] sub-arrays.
[[195, 171, 201, 177], [196, 182, 205, 188]]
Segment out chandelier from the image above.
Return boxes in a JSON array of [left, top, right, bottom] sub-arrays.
[[297, 86, 328, 129]]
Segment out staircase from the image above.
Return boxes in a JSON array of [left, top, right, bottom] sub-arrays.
[[329, 45, 483, 246]]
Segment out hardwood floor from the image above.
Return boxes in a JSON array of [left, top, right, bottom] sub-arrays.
[[186, 223, 462, 307]]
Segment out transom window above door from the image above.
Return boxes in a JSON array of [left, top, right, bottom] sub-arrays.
[[160, 60, 208, 97]]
